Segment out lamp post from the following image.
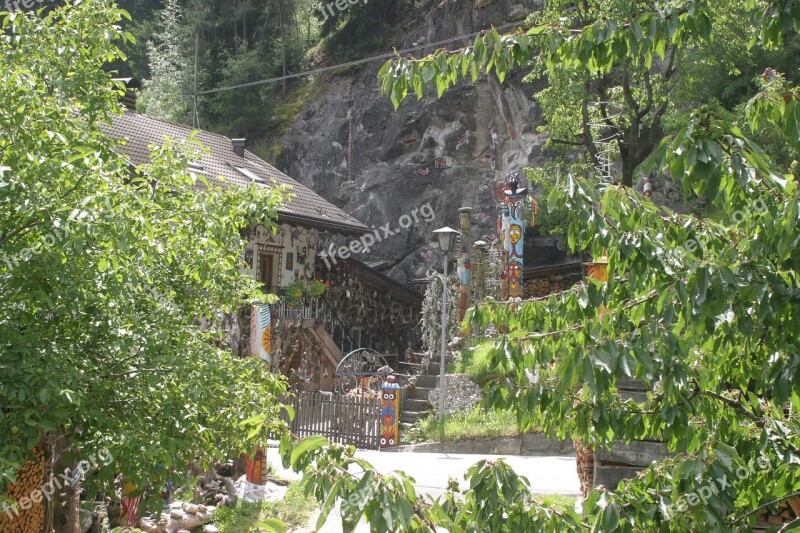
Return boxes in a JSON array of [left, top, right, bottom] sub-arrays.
[[432, 226, 460, 429]]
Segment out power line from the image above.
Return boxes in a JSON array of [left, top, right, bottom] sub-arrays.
[[192, 21, 527, 97]]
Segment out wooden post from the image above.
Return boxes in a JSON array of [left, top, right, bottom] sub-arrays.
[[245, 446, 265, 485], [499, 204, 510, 300], [379, 379, 401, 449], [457, 207, 473, 323]]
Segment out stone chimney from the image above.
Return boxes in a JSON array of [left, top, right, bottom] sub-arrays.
[[231, 139, 247, 157]]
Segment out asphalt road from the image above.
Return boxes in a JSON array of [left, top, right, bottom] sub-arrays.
[[265, 447, 580, 532]]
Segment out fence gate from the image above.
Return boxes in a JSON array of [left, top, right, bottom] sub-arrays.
[[287, 391, 381, 450]]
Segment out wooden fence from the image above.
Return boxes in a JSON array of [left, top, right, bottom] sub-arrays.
[[284, 391, 382, 450]]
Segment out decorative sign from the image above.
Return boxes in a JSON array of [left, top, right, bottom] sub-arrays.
[[250, 304, 272, 364]]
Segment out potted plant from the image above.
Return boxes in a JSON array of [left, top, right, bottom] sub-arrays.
[[284, 278, 327, 307]]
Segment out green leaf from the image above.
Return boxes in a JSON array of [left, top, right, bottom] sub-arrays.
[[290, 436, 329, 470], [316, 477, 344, 530], [260, 518, 287, 533]]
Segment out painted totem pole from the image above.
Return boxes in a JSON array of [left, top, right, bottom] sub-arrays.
[[457, 207, 472, 322], [379, 377, 401, 448], [503, 172, 527, 298], [499, 203, 511, 299]]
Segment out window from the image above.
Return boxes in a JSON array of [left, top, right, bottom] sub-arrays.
[[230, 164, 267, 185]]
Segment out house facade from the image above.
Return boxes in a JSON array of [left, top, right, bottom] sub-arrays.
[[103, 103, 419, 392]]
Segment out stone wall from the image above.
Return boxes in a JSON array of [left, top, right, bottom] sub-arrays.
[[388, 433, 573, 456]]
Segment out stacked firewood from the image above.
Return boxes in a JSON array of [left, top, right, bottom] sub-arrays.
[[573, 440, 594, 498], [524, 272, 582, 299], [754, 498, 800, 530], [0, 444, 46, 533]]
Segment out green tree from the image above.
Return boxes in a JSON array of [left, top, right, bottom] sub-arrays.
[[138, 0, 190, 122], [0, 2, 289, 528], [378, 0, 796, 188], [287, 1, 800, 531]]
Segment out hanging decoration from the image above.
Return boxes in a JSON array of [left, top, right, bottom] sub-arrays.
[[250, 303, 272, 365]]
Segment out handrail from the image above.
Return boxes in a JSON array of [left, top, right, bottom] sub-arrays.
[[318, 293, 357, 354]]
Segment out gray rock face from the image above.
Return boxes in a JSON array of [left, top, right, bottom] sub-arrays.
[[276, 1, 547, 285]]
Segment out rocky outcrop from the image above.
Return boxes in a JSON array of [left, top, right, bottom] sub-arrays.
[[276, 0, 548, 285]]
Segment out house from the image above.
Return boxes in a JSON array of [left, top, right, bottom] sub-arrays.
[[102, 92, 420, 391]]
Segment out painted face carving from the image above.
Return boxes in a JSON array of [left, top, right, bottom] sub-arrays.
[[509, 224, 522, 245]]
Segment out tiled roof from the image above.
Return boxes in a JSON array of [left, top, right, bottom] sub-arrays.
[[101, 111, 369, 235]]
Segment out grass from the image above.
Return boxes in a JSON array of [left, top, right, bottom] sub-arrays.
[[534, 494, 578, 513], [448, 338, 513, 387], [213, 481, 316, 533], [402, 407, 521, 444]]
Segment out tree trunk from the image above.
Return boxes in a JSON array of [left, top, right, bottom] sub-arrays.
[[65, 478, 82, 533], [618, 120, 664, 187]]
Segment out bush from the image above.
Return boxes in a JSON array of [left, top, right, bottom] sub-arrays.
[[448, 338, 512, 387]]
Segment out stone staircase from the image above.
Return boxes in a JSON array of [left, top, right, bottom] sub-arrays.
[[399, 361, 441, 432]]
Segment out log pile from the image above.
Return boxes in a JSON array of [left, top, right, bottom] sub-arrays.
[[0, 444, 46, 533], [753, 497, 800, 531], [523, 271, 582, 299]]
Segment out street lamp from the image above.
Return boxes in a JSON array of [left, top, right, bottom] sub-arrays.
[[432, 226, 460, 429]]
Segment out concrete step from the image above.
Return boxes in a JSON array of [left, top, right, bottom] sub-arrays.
[[412, 375, 437, 388], [400, 410, 428, 422], [409, 386, 435, 402], [403, 398, 430, 412]]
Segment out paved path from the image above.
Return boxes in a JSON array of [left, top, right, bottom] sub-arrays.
[[266, 448, 580, 532]]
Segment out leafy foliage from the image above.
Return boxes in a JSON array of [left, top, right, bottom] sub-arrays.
[[278, 1, 800, 531], [279, 435, 585, 532], [378, 0, 800, 187], [0, 1, 289, 509]]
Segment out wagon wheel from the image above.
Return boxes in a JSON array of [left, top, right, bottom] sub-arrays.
[[365, 375, 383, 395], [338, 375, 357, 395]]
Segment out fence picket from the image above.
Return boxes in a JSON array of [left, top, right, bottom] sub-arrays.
[[285, 391, 382, 450]]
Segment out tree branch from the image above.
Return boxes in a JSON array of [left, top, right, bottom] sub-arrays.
[[731, 490, 800, 525]]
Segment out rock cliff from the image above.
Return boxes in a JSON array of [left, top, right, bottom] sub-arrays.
[[276, 0, 549, 284]]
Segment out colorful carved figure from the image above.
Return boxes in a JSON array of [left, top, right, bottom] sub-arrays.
[[379, 380, 401, 448], [503, 173, 526, 298], [509, 224, 523, 258]]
